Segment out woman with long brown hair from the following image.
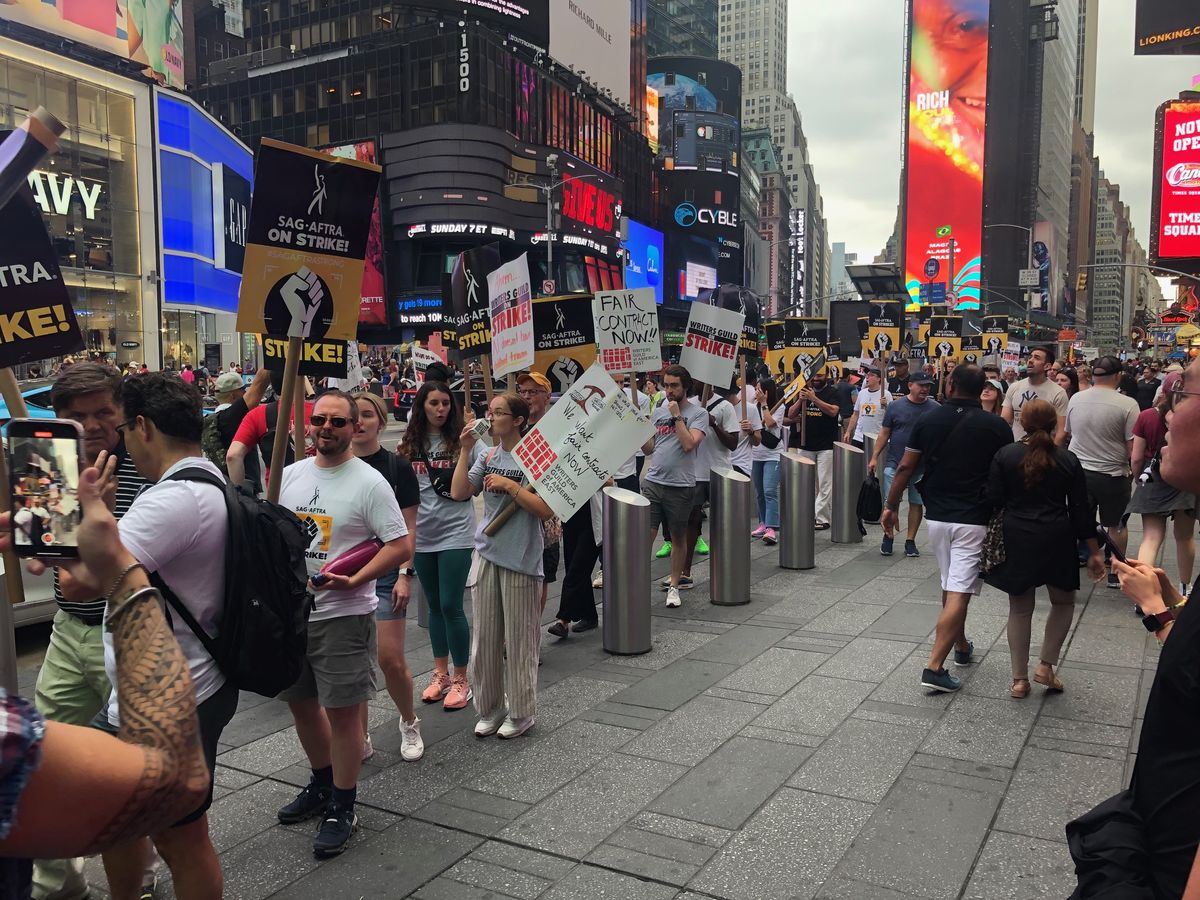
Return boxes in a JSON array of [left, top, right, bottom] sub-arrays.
[[985, 399, 1106, 698]]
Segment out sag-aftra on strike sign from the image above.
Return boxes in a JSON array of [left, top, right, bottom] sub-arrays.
[[0, 187, 83, 367]]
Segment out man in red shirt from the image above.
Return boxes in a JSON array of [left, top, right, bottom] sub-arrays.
[[226, 376, 315, 488]]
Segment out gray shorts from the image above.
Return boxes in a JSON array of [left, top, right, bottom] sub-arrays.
[[279, 613, 377, 708], [691, 481, 710, 510], [644, 480, 694, 536]]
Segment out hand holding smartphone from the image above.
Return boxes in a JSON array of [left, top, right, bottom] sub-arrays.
[[6, 418, 84, 559], [1095, 525, 1127, 566]]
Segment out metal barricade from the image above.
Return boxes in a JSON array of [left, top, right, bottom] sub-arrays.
[[832, 441, 865, 544], [779, 451, 816, 570], [602, 486, 652, 654], [710, 467, 752, 606]]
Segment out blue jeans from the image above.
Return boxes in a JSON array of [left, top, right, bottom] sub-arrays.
[[752, 459, 780, 528]]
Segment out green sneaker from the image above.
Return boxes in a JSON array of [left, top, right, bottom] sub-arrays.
[[695, 537, 710, 555], [655, 541, 672, 559]]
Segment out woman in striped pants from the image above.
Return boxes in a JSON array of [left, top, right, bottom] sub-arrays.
[[451, 393, 554, 740]]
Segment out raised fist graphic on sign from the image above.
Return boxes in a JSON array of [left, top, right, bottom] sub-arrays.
[[281, 267, 325, 338]]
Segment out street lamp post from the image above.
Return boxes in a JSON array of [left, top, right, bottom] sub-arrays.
[[983, 222, 1034, 311]]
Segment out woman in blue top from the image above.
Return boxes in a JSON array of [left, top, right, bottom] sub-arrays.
[[451, 393, 554, 740]]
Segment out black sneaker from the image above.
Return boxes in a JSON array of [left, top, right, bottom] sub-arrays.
[[571, 619, 598, 633], [904, 540, 920, 558], [880, 536, 894, 557], [313, 804, 358, 858], [953, 640, 974, 667], [920, 667, 961, 693], [1107, 571, 1120, 590], [278, 782, 331, 824]]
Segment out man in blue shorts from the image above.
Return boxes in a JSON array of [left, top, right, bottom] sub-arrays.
[[869, 370, 938, 558]]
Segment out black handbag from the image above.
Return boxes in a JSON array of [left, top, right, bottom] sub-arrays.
[[1065, 788, 1156, 899]]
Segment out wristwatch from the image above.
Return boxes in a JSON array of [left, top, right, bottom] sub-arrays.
[[399, 567, 416, 578], [1141, 608, 1176, 633]]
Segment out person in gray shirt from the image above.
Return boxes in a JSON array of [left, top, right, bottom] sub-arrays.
[[1060, 355, 1141, 588], [641, 364, 708, 608]]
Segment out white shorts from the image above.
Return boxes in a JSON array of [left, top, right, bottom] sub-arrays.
[[927, 520, 987, 595]]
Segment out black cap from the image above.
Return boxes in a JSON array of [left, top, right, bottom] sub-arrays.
[[909, 371, 935, 385], [425, 362, 452, 383], [1091, 356, 1123, 377]]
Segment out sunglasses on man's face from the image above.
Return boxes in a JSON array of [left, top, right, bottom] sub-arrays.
[[310, 414, 351, 428]]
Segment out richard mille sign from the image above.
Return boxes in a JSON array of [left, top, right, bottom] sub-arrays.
[[27, 170, 103, 221]]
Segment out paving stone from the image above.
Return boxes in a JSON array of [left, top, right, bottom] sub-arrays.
[[962, 830, 1078, 899], [538, 864, 678, 900], [435, 855, 553, 899], [623, 694, 764, 766], [868, 649, 959, 710], [809, 564, 879, 587], [585, 844, 700, 886], [206, 778, 302, 853], [1064, 622, 1149, 669], [920, 694, 1040, 768], [612, 658, 739, 712], [626, 811, 733, 848], [606, 824, 722, 867], [832, 774, 1002, 898], [467, 720, 638, 803], [715, 647, 827, 695], [690, 788, 873, 900], [812, 548, 870, 568], [994, 747, 1125, 843], [739, 724, 824, 747], [858, 575, 927, 601], [215, 726, 307, 776], [800, 601, 890, 636], [1035, 715, 1132, 748], [684, 624, 787, 664], [216, 825, 322, 899], [1041, 665, 1142, 727], [814, 637, 917, 683], [213, 765, 261, 790], [603, 629, 720, 670], [703, 686, 775, 705], [534, 674, 628, 730], [815, 876, 923, 899], [789, 717, 930, 803], [651, 735, 811, 829], [751, 674, 875, 736], [470, 840, 577, 880], [499, 753, 686, 857]]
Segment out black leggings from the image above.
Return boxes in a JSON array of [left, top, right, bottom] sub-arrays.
[[557, 504, 600, 624]]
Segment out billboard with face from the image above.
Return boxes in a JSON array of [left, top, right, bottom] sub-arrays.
[[1151, 98, 1200, 275], [901, 0, 991, 312]]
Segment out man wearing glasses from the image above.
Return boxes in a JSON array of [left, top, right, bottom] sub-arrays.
[[276, 391, 410, 857]]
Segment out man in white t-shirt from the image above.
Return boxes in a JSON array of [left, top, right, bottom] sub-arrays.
[[58, 373, 233, 900], [842, 366, 885, 447], [733, 379, 764, 478], [1002, 346, 1068, 441], [277, 391, 410, 858], [679, 381, 741, 588]]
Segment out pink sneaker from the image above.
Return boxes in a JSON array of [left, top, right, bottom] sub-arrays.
[[751, 524, 768, 539], [421, 671, 450, 704], [762, 528, 778, 545], [443, 674, 473, 711]]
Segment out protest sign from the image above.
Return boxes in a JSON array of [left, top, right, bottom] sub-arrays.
[[261, 334, 349, 378], [824, 340, 843, 381], [777, 349, 828, 411], [593, 287, 660, 374], [867, 300, 904, 359], [982, 315, 1009, 358], [764, 320, 787, 374], [960, 331, 983, 365], [487, 253, 534, 377], [856, 316, 870, 355], [0, 187, 83, 368], [929, 315, 963, 360], [412, 346, 443, 382], [237, 139, 381, 342], [336, 341, 364, 391], [449, 245, 500, 358], [532, 294, 597, 394], [680, 302, 744, 388], [513, 363, 653, 521], [783, 317, 827, 378], [707, 285, 761, 356]]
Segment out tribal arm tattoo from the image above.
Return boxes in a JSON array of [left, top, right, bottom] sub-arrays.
[[84, 587, 209, 852]]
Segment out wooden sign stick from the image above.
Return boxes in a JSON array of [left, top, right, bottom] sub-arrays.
[[266, 336, 302, 503], [739, 356, 748, 419], [481, 356, 496, 403]]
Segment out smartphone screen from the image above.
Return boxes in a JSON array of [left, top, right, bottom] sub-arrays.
[[7, 418, 83, 558], [1095, 525, 1127, 566]]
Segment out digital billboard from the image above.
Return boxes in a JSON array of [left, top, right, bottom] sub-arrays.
[[1150, 98, 1200, 274], [410, 0, 550, 46], [1134, 1, 1200, 55], [1, 1, 184, 87], [550, 0, 632, 107], [901, 0, 991, 312], [1032, 220, 1055, 312], [327, 142, 388, 326], [623, 218, 664, 304]]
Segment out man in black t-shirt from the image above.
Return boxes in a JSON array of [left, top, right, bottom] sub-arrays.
[[786, 371, 841, 529], [883, 365, 1011, 693], [887, 357, 911, 397]]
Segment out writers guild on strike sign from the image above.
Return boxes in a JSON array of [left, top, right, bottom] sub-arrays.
[[263, 267, 335, 340]]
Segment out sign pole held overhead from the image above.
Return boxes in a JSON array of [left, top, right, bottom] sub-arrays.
[[266, 337, 303, 503]]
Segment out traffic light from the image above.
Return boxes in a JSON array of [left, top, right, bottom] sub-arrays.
[[1076, 272, 1088, 292]]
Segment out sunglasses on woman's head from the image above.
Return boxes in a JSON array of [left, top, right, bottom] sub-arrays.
[[310, 414, 351, 428]]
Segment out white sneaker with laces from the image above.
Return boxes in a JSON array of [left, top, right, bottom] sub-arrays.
[[361, 733, 375, 762], [592, 570, 604, 588], [665, 586, 682, 608], [497, 715, 535, 739], [399, 717, 424, 761], [474, 709, 507, 737]]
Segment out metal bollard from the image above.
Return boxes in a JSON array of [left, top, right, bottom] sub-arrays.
[[779, 451, 816, 570], [602, 486, 652, 654], [831, 441, 865, 544], [710, 466, 753, 605]]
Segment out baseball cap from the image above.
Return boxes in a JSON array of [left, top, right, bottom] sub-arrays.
[[517, 371, 552, 393], [986, 379, 1004, 393], [1091, 356, 1123, 377], [215, 372, 244, 393], [909, 371, 935, 385]]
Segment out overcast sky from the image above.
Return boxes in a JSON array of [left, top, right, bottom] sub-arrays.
[[787, 0, 1197, 267]]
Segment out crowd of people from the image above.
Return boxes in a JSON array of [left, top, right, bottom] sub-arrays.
[[1, 346, 1198, 898]]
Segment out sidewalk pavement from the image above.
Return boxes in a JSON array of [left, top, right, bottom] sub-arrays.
[[15, 519, 1161, 899]]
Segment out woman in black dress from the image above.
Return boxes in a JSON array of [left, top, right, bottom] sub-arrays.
[[985, 399, 1106, 698]]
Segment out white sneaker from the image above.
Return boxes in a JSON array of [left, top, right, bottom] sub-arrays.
[[665, 586, 682, 608], [474, 709, 507, 737], [399, 717, 424, 761], [592, 570, 604, 588], [361, 733, 375, 762], [497, 715, 535, 739]]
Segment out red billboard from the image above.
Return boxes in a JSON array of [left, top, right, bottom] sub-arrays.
[[901, 0, 991, 312], [326, 141, 388, 326], [1151, 99, 1200, 275]]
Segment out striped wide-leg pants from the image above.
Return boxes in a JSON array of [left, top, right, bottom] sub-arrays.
[[469, 558, 543, 720]]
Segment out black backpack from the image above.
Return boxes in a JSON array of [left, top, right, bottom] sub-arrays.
[[857, 473, 883, 527], [153, 467, 313, 698]]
